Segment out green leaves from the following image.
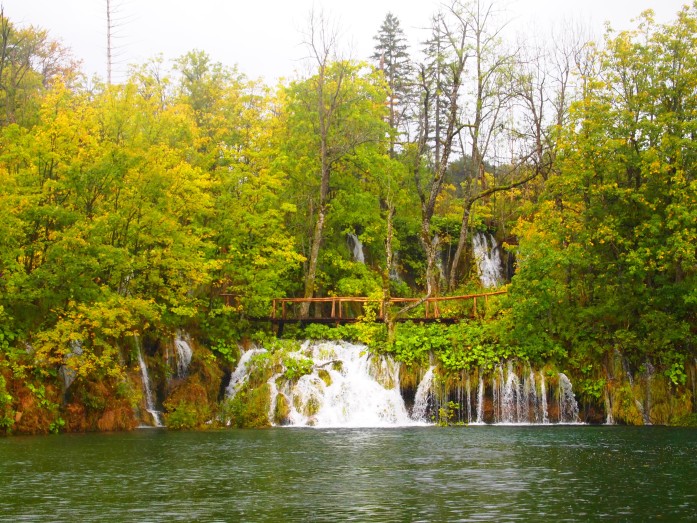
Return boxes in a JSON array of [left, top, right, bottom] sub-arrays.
[[507, 6, 697, 377]]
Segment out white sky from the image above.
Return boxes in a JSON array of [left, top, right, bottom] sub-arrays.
[[2, 0, 690, 84]]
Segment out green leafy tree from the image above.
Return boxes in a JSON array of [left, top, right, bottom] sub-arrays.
[[508, 6, 697, 383]]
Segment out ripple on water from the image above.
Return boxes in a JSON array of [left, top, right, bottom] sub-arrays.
[[0, 426, 695, 521]]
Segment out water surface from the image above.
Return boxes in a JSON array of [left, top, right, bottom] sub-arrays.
[[1, 426, 695, 521]]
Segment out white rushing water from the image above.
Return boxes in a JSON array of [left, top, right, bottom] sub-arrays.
[[174, 332, 193, 378], [277, 341, 417, 428], [483, 364, 579, 424], [226, 341, 582, 427], [472, 232, 503, 288], [226, 348, 266, 400], [135, 339, 163, 427], [347, 233, 365, 264], [476, 375, 485, 424], [558, 373, 580, 423], [412, 366, 435, 422]]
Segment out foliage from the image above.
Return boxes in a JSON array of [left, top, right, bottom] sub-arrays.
[[163, 378, 214, 430], [506, 7, 697, 383], [282, 355, 314, 381], [224, 383, 271, 429]]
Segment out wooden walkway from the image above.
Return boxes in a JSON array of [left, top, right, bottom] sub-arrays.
[[269, 291, 507, 325]]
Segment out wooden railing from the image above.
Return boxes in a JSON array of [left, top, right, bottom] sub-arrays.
[[270, 291, 507, 323]]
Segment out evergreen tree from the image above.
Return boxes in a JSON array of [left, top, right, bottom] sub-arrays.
[[371, 12, 411, 155]]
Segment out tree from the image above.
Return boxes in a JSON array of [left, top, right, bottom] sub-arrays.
[[405, 3, 470, 304], [508, 6, 697, 384], [0, 9, 79, 126], [371, 12, 411, 156], [285, 11, 390, 316]]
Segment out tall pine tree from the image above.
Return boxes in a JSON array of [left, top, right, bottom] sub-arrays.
[[371, 12, 411, 156]]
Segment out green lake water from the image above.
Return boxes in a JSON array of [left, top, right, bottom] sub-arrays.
[[1, 426, 695, 522]]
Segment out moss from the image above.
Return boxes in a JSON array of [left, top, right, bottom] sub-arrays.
[[318, 369, 332, 387], [11, 380, 63, 435], [673, 412, 697, 427], [186, 343, 225, 404], [274, 393, 290, 425], [0, 372, 15, 434], [399, 364, 423, 392], [305, 396, 320, 417], [163, 377, 213, 430], [64, 378, 138, 432], [225, 383, 271, 428]]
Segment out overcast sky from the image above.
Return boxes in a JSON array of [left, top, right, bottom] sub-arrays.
[[2, 0, 691, 83]]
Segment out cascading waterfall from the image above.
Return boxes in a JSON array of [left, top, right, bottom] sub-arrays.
[[465, 372, 472, 424], [501, 361, 523, 423], [558, 373, 580, 423], [472, 232, 503, 288], [226, 348, 266, 400], [476, 375, 485, 424], [346, 233, 365, 264], [540, 372, 549, 424], [225, 341, 583, 427], [525, 368, 536, 423], [276, 342, 416, 427], [174, 332, 193, 378], [412, 366, 435, 422], [604, 388, 615, 425], [135, 339, 163, 427], [482, 364, 580, 424]]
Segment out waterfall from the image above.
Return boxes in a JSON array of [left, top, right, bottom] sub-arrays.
[[540, 372, 549, 424], [525, 368, 536, 423], [604, 388, 614, 425], [280, 342, 415, 427], [135, 340, 163, 427], [226, 341, 584, 427], [501, 362, 522, 423], [412, 366, 435, 422], [558, 373, 580, 423], [226, 348, 266, 400], [488, 364, 576, 424], [228, 341, 420, 427], [475, 375, 485, 424], [472, 232, 503, 288], [346, 233, 365, 264], [465, 372, 472, 424], [174, 332, 193, 378], [389, 251, 403, 282]]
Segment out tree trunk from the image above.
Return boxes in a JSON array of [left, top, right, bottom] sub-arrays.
[[301, 204, 326, 317], [448, 202, 473, 290]]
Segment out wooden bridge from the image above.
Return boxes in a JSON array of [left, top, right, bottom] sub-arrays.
[[269, 291, 507, 327]]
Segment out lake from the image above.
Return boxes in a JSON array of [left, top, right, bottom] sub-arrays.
[[1, 426, 695, 521]]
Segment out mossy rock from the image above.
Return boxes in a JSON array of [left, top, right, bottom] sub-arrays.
[[225, 383, 271, 428], [274, 393, 290, 425], [318, 369, 332, 387], [163, 378, 213, 430]]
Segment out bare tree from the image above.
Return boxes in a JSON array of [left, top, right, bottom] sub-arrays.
[[391, 1, 470, 321], [297, 10, 387, 317]]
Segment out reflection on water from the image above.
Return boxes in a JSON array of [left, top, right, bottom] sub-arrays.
[[0, 426, 695, 521]]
